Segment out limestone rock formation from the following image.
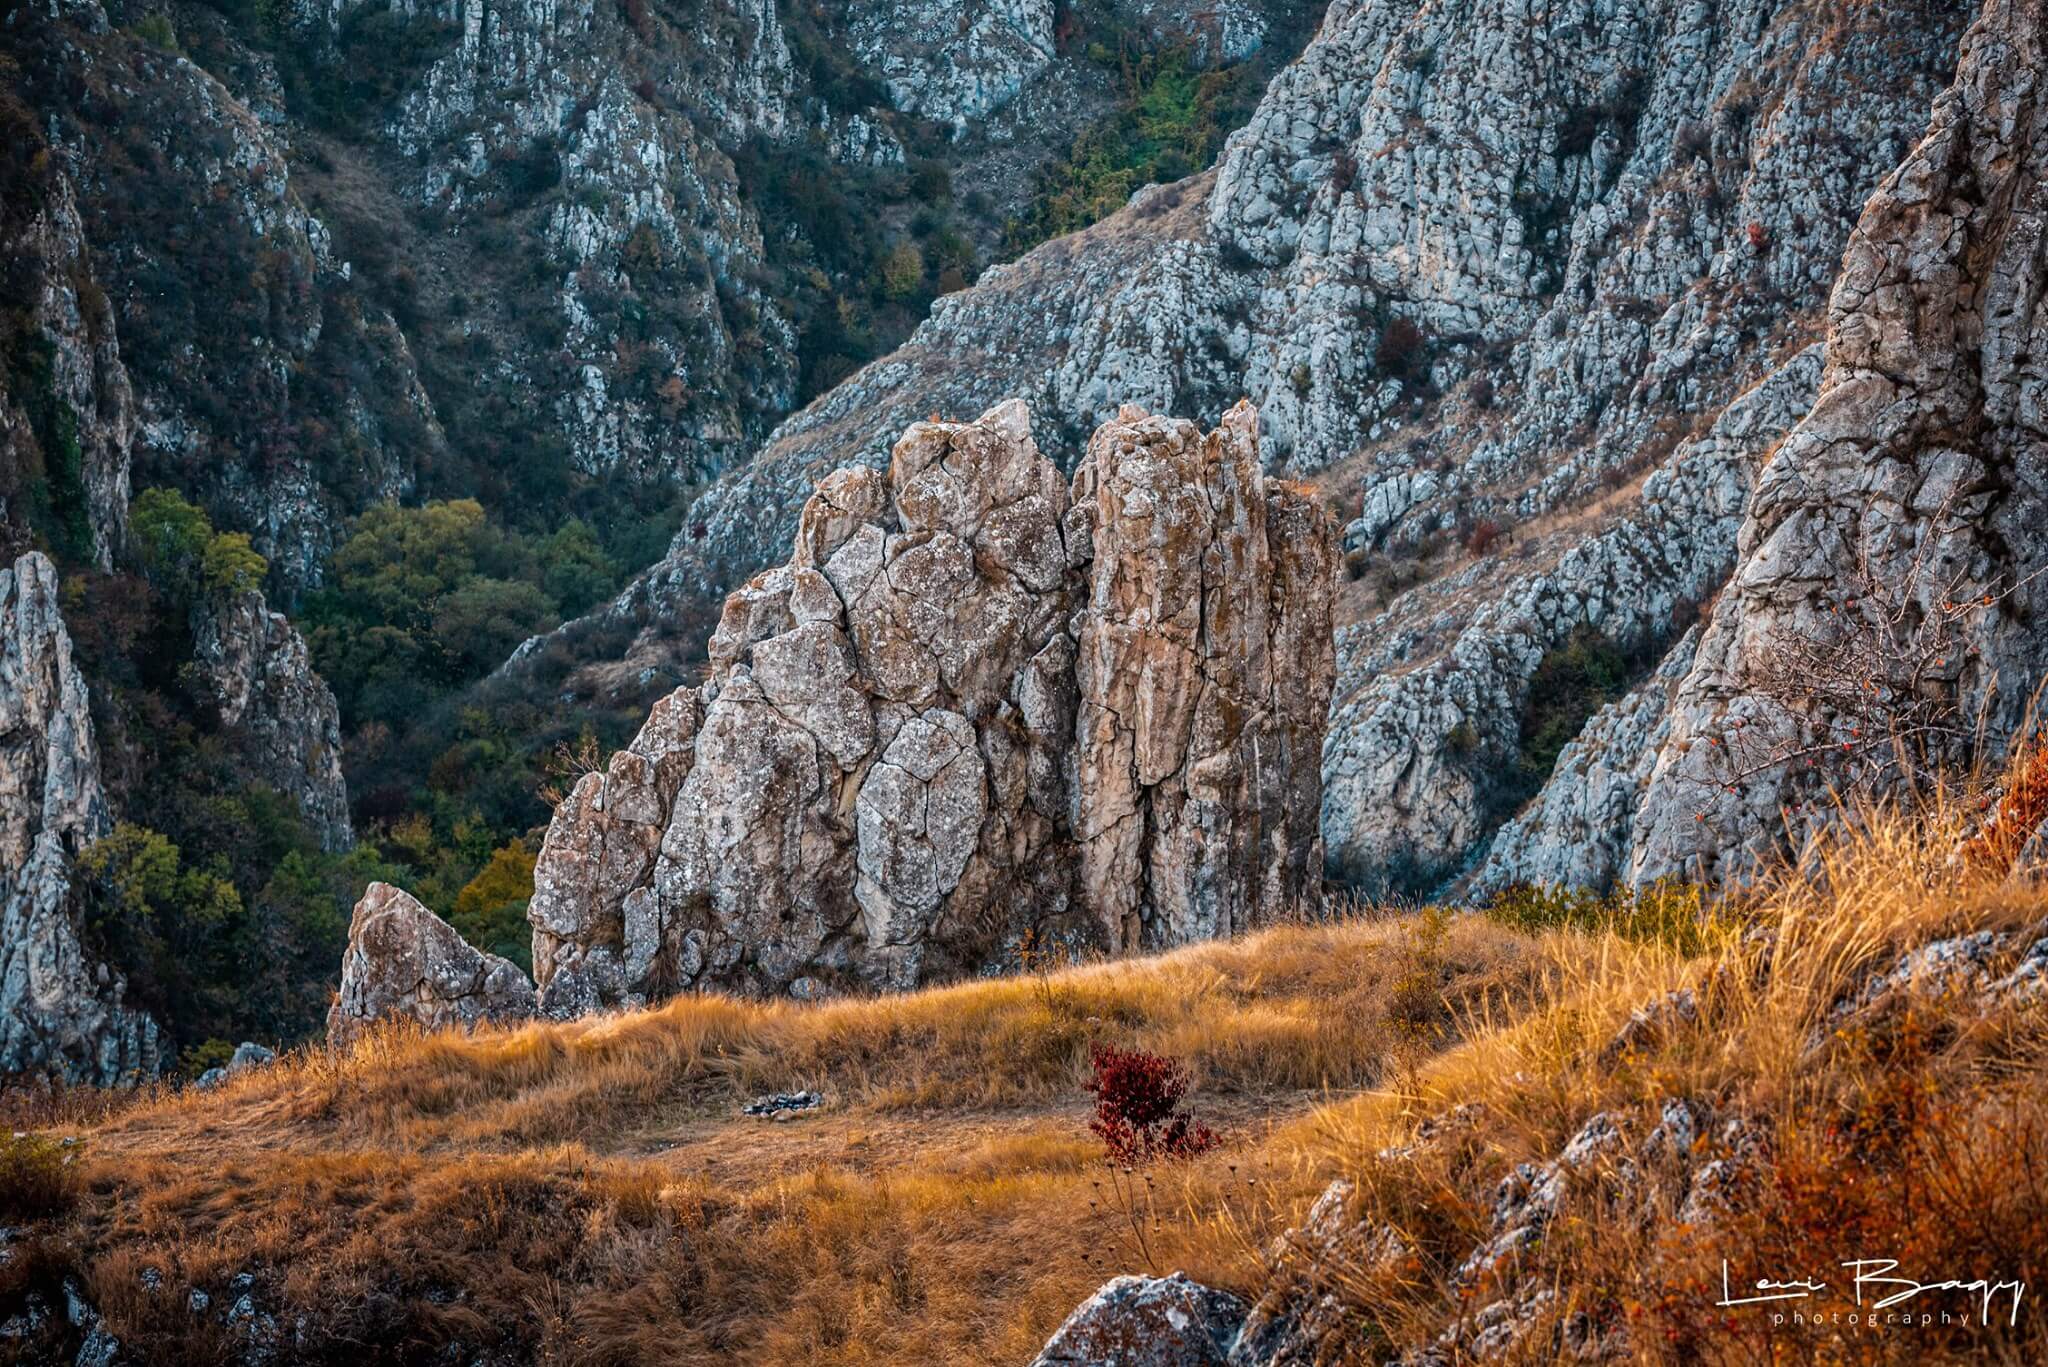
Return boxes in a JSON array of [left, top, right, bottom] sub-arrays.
[[327, 883, 536, 1045], [1028, 1273, 1249, 1367], [1323, 348, 1823, 894], [1632, 0, 2048, 884], [527, 689, 704, 1016], [0, 553, 162, 1084], [190, 590, 353, 851], [0, 169, 132, 570], [1467, 629, 1700, 898], [10, 7, 429, 589], [542, 0, 1966, 896], [524, 399, 1335, 1010]]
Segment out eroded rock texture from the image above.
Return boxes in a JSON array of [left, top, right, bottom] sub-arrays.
[[0, 168, 131, 571], [544, 0, 1966, 897], [327, 883, 536, 1044], [524, 400, 1334, 1009], [1028, 1273, 1249, 1367], [0, 553, 161, 1084], [190, 590, 353, 852], [1632, 0, 2048, 883]]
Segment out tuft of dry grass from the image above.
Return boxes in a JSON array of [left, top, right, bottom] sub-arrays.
[[1286, 794, 2048, 1363]]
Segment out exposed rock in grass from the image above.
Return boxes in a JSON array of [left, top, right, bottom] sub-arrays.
[[327, 883, 535, 1044], [1029, 1272, 1249, 1367], [194, 1041, 277, 1091]]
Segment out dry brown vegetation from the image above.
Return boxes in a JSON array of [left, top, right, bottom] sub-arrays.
[[1, 915, 1533, 1365], [4, 795, 2047, 1364], [1287, 799, 2048, 1364]]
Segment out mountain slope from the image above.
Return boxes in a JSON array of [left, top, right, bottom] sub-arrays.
[[551, 0, 1968, 896]]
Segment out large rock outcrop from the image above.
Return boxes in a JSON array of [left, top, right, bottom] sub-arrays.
[[327, 883, 536, 1045], [190, 590, 353, 852], [0, 552, 162, 1084], [1629, 0, 2048, 884], [524, 399, 1335, 1010]]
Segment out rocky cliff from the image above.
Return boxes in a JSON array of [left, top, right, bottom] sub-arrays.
[[4, 0, 1312, 595], [553, 0, 1969, 895], [518, 399, 1334, 1010], [190, 589, 353, 851], [0, 553, 162, 1084], [1629, 0, 2048, 885]]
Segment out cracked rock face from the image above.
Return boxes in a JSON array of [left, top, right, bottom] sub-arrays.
[[1633, 0, 2048, 885], [0, 553, 162, 1084], [524, 399, 1334, 1009], [327, 883, 536, 1044], [190, 590, 353, 852]]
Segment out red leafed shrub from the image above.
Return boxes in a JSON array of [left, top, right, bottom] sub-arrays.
[[1463, 518, 1504, 556], [1085, 1043, 1217, 1165], [1745, 220, 1770, 252]]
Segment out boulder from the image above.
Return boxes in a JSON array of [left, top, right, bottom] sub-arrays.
[[1029, 1273, 1249, 1367], [327, 883, 536, 1044]]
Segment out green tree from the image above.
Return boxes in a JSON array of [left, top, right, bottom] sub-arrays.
[[453, 842, 537, 969], [130, 487, 268, 599], [881, 241, 924, 299], [537, 519, 616, 617], [431, 577, 554, 678], [77, 823, 241, 932], [303, 499, 556, 722], [132, 12, 179, 51]]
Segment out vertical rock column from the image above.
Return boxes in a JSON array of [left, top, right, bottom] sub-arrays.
[[1075, 402, 1335, 952], [0, 552, 162, 1083]]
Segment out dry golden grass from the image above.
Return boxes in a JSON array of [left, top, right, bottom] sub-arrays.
[[1284, 798, 2048, 1364], [7, 796, 2047, 1364], [2, 914, 1533, 1365]]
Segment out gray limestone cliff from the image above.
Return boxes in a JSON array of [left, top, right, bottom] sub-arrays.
[[521, 399, 1335, 1010], [544, 0, 1969, 897], [1629, 0, 2048, 885], [0, 553, 162, 1084]]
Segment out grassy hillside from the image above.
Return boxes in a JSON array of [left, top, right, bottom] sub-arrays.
[[3, 798, 2047, 1362]]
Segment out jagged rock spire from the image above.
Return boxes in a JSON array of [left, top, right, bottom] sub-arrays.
[[524, 399, 1336, 1011]]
